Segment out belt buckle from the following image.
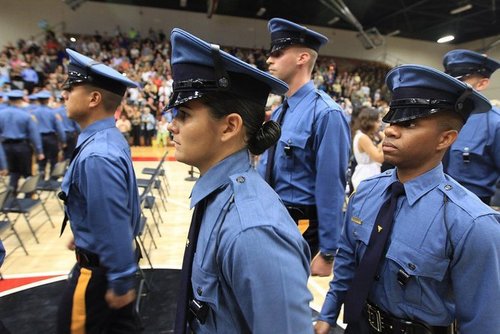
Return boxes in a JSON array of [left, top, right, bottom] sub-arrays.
[[367, 304, 383, 332]]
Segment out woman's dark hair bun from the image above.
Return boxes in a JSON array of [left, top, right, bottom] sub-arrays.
[[247, 120, 281, 155]]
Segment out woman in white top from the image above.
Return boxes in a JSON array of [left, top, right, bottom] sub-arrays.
[[351, 107, 384, 189]]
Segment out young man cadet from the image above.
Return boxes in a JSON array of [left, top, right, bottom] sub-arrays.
[[315, 64, 500, 334], [258, 18, 351, 276], [0, 90, 44, 193], [442, 49, 500, 205], [31, 90, 67, 180], [57, 49, 142, 334]]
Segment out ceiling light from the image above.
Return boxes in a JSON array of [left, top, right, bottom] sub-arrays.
[[437, 35, 455, 43], [69, 37, 77, 42], [256, 7, 266, 17], [328, 17, 340, 25], [450, 4, 473, 15]]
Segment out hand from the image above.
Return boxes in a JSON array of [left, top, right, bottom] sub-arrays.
[[0, 169, 7, 177], [105, 289, 136, 309], [311, 253, 333, 277], [314, 320, 332, 334], [37, 154, 45, 161], [67, 237, 75, 251]]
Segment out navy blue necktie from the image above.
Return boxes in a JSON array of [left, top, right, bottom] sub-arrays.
[[174, 197, 208, 334], [343, 181, 406, 323], [264, 99, 288, 188]]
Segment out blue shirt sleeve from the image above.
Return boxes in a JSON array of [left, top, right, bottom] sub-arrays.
[[28, 115, 43, 154], [0, 239, 5, 267], [53, 110, 67, 143], [0, 144, 7, 170], [318, 193, 357, 325], [80, 155, 138, 295], [450, 213, 500, 333], [221, 226, 313, 333], [314, 109, 351, 253]]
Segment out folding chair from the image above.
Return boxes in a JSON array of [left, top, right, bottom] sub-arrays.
[[36, 160, 68, 211], [3, 174, 56, 244], [0, 187, 29, 256]]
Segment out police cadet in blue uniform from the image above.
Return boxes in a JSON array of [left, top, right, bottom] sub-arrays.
[[53, 93, 81, 161], [0, 90, 44, 193], [257, 18, 351, 276], [168, 28, 313, 333], [57, 49, 141, 334], [32, 90, 67, 180], [315, 64, 500, 334], [442, 49, 500, 205]]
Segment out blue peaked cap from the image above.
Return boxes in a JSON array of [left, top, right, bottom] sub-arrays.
[[64, 48, 137, 96], [384, 64, 491, 124], [443, 49, 500, 79], [5, 90, 24, 99], [28, 93, 39, 100], [268, 18, 328, 54], [166, 28, 288, 110], [36, 90, 52, 99]]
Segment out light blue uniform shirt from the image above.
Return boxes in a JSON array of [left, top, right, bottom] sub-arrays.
[[60, 117, 140, 295], [55, 106, 81, 133], [32, 105, 67, 142], [190, 149, 313, 333], [446, 107, 500, 198], [319, 164, 500, 333], [257, 80, 351, 253], [0, 105, 43, 154]]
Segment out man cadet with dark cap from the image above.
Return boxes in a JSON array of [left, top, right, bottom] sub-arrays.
[[0, 90, 44, 193], [31, 90, 66, 180], [258, 18, 350, 276], [315, 65, 500, 334], [57, 49, 141, 334], [443, 49, 500, 205]]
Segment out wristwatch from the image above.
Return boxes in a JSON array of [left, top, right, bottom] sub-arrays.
[[319, 252, 335, 263]]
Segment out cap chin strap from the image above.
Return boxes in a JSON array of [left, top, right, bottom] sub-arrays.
[[210, 44, 231, 90], [454, 84, 473, 120]]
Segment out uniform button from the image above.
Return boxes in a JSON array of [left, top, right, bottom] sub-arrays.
[[353, 231, 358, 237], [407, 263, 416, 271], [444, 184, 452, 191], [374, 275, 380, 281], [236, 176, 245, 183], [197, 287, 203, 296]]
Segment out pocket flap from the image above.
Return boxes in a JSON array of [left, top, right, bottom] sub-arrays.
[[386, 239, 449, 281], [280, 130, 309, 149], [191, 264, 219, 306]]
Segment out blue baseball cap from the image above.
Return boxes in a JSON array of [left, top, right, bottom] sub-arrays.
[[384, 64, 491, 124], [63, 48, 138, 96], [166, 28, 288, 110], [5, 90, 25, 100], [443, 49, 500, 79], [268, 18, 328, 54]]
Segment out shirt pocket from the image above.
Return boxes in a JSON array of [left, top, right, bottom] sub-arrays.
[[277, 130, 309, 172], [451, 131, 487, 163], [385, 239, 449, 309], [351, 221, 372, 265], [191, 263, 220, 311]]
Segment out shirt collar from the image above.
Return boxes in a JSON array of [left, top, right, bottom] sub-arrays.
[[76, 117, 116, 147], [190, 149, 251, 208], [286, 80, 315, 110], [385, 164, 445, 206]]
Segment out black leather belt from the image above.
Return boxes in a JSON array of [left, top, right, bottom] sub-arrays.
[[365, 302, 449, 334], [285, 204, 317, 221], [75, 248, 100, 268], [3, 139, 28, 144]]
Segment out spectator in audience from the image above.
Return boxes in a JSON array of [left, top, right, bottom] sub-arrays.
[[116, 113, 132, 143], [141, 106, 156, 146], [350, 107, 384, 190]]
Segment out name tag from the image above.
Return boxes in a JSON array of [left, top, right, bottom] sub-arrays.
[[351, 216, 362, 225]]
